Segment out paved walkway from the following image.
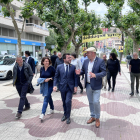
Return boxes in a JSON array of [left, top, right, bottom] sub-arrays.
[[0, 65, 140, 140]]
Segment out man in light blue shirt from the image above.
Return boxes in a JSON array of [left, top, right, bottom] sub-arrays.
[[81, 53, 88, 66], [81, 53, 88, 80]]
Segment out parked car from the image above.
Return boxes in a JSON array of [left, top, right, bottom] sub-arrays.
[[0, 58, 16, 79], [0, 55, 16, 61], [22, 56, 38, 66]]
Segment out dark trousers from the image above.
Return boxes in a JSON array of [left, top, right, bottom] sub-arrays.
[[107, 72, 117, 89], [16, 82, 30, 114], [78, 76, 83, 90], [42, 87, 54, 114], [130, 72, 140, 93], [61, 86, 73, 118]]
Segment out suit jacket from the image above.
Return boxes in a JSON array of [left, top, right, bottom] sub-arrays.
[[81, 57, 106, 90], [51, 55, 58, 67], [53, 63, 78, 92], [25, 57, 35, 74]]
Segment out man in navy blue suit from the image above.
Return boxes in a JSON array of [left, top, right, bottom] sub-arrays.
[[25, 51, 35, 75], [76, 47, 106, 128], [53, 53, 77, 124]]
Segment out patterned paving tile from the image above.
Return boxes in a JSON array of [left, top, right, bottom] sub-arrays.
[[0, 71, 140, 140]]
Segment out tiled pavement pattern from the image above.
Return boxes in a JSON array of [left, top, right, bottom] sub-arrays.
[[0, 71, 140, 140]]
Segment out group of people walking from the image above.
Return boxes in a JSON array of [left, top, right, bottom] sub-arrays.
[[12, 47, 139, 129]]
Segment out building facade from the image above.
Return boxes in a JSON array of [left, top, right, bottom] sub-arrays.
[[0, 0, 49, 57]]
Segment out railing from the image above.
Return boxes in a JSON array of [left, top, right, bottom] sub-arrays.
[[26, 23, 48, 31], [0, 13, 23, 22]]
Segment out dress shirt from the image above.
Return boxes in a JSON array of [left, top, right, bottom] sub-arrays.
[[64, 63, 69, 72], [87, 57, 96, 83], [26, 56, 30, 63], [71, 58, 82, 70], [18, 65, 23, 71]]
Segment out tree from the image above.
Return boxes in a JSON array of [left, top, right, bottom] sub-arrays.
[[111, 48, 118, 57], [22, 0, 88, 54], [103, 0, 140, 54], [0, 0, 33, 55], [45, 29, 58, 52]]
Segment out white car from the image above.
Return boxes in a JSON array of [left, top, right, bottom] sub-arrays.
[[0, 55, 16, 61], [0, 58, 16, 79]]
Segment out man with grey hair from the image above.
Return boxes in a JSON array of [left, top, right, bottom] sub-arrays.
[[129, 52, 140, 96], [13, 56, 33, 119], [75, 47, 106, 128], [54, 52, 64, 69]]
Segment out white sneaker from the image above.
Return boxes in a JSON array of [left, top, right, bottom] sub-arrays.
[[39, 114, 44, 120], [47, 109, 54, 115]]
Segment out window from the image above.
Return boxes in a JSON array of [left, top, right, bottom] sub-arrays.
[[19, 15, 22, 19]]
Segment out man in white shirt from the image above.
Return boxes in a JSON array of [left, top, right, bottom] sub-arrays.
[[53, 53, 77, 124]]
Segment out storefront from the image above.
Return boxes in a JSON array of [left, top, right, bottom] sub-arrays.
[[0, 37, 46, 57]]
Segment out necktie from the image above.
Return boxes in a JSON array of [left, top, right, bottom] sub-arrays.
[[66, 65, 68, 77]]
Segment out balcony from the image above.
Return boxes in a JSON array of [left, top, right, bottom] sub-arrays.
[[11, 0, 24, 9], [0, 13, 23, 29], [25, 23, 49, 36]]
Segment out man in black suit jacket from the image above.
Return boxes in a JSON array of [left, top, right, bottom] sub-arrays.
[[25, 51, 35, 75], [51, 51, 57, 67]]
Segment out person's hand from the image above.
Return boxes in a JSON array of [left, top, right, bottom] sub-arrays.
[[89, 72, 96, 78], [33, 73, 35, 76], [75, 69, 81, 75], [74, 87, 77, 93], [119, 72, 121, 76], [44, 78, 50, 82], [53, 86, 57, 92]]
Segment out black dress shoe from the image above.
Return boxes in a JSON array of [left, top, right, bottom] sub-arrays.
[[112, 89, 114, 92], [80, 89, 83, 94], [108, 87, 111, 91], [66, 118, 71, 124], [136, 89, 139, 94], [61, 116, 67, 121], [23, 106, 30, 111], [15, 112, 21, 119], [129, 92, 134, 96]]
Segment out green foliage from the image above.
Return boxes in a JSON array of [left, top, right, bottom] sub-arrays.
[[111, 48, 118, 57], [45, 29, 58, 51]]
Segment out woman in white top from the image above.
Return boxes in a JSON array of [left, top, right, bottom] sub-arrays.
[[71, 53, 83, 94]]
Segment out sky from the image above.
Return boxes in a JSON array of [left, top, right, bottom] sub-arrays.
[[79, 0, 132, 17]]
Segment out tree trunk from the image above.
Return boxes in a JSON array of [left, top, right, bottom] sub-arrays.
[[7, 3, 22, 56], [61, 30, 75, 54], [17, 34, 22, 56], [75, 45, 80, 58], [61, 45, 67, 54], [133, 41, 139, 54]]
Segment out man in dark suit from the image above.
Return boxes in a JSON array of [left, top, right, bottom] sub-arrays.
[[76, 47, 106, 128], [53, 53, 77, 124], [25, 51, 35, 75], [51, 51, 57, 67]]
